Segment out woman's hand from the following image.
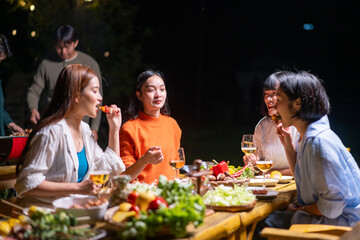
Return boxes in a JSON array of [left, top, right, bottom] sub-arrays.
[[276, 122, 293, 148], [77, 179, 101, 195], [106, 104, 122, 131], [140, 147, 163, 165], [243, 153, 258, 166]]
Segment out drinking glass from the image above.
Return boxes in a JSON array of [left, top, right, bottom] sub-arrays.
[[89, 170, 110, 196], [256, 151, 273, 187], [169, 147, 185, 179], [241, 134, 257, 156]]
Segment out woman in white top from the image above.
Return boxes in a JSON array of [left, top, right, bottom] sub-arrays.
[[15, 64, 125, 207], [244, 71, 298, 175]]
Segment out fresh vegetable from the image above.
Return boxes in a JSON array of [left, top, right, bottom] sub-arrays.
[[231, 163, 250, 178], [129, 205, 140, 216], [202, 184, 256, 206], [128, 191, 140, 204], [136, 192, 156, 211], [119, 202, 133, 212], [112, 211, 137, 223], [118, 175, 205, 239], [147, 196, 168, 210], [2, 206, 97, 240], [211, 160, 229, 176]]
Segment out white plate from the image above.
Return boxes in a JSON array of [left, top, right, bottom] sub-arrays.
[[246, 187, 278, 200], [248, 178, 279, 187], [255, 175, 293, 183], [278, 176, 294, 183]]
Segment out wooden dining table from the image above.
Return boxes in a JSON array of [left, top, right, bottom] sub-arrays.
[[181, 181, 297, 240]]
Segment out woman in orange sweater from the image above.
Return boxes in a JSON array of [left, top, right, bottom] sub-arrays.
[[120, 69, 181, 183]]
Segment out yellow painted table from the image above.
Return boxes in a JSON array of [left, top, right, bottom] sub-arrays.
[[183, 181, 296, 240]]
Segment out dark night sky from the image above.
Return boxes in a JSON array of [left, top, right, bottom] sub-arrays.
[[133, 0, 360, 162], [1, 0, 359, 163]]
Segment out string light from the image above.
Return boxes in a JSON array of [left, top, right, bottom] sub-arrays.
[[30, 5, 35, 11], [12, 30, 17, 36], [104, 51, 110, 58], [31, 31, 36, 37]]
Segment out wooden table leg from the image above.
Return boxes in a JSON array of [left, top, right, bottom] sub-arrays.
[[247, 221, 258, 240], [239, 225, 247, 240]]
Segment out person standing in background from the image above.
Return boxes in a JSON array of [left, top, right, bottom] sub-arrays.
[[0, 33, 24, 136], [27, 25, 102, 140]]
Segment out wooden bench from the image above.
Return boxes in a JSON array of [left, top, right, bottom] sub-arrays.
[[261, 222, 360, 240]]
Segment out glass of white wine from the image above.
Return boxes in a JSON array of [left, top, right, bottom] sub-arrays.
[[256, 152, 273, 188], [89, 170, 110, 196], [241, 134, 257, 156], [169, 147, 185, 179]]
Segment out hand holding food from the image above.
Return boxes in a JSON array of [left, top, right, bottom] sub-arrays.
[[101, 104, 122, 131]]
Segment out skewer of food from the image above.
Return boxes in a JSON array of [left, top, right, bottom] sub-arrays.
[[98, 105, 120, 114]]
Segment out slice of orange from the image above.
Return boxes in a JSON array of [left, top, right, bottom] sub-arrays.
[[271, 171, 282, 180]]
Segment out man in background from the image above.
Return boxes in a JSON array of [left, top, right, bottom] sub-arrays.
[[27, 24, 102, 140]]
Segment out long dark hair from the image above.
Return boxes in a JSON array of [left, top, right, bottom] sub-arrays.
[[16, 64, 97, 175], [124, 69, 170, 121]]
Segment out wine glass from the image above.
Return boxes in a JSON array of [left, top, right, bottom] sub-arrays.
[[169, 147, 185, 179], [241, 134, 257, 157], [89, 170, 110, 196], [256, 151, 273, 188]]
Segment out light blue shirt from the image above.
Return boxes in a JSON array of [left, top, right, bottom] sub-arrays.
[[293, 115, 360, 226]]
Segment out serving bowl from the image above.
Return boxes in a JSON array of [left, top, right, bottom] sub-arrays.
[[53, 195, 109, 224]]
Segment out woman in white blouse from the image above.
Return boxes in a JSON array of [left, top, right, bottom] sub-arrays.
[[243, 71, 298, 176], [15, 64, 125, 207]]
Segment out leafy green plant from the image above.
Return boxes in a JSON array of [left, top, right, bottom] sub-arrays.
[[118, 175, 205, 240]]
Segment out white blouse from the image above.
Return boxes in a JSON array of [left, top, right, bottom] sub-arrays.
[[15, 119, 125, 207], [254, 116, 298, 169]]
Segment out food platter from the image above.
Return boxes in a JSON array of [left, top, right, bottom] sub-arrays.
[[206, 200, 256, 212], [248, 178, 279, 187], [210, 178, 249, 187], [246, 187, 279, 200]]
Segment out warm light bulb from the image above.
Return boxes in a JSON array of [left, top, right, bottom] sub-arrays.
[[104, 51, 110, 58], [31, 31, 36, 37], [30, 5, 35, 11], [12, 30, 17, 36], [19, 1, 26, 7]]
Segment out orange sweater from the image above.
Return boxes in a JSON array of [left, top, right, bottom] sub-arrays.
[[120, 111, 182, 183]]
